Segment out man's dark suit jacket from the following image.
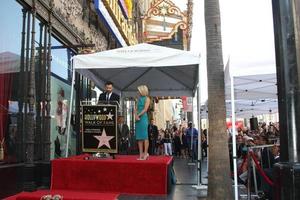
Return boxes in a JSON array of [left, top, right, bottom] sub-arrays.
[[148, 124, 159, 140], [98, 92, 120, 104], [118, 124, 129, 139], [261, 148, 275, 169]]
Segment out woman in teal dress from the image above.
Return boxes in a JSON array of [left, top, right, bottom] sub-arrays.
[[135, 85, 150, 160]]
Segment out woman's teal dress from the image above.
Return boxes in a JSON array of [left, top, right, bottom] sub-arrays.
[[135, 96, 149, 140]]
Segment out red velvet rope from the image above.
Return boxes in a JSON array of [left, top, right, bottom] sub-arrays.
[[249, 151, 274, 187]]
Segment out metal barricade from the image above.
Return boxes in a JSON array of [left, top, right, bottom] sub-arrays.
[[246, 144, 279, 199]]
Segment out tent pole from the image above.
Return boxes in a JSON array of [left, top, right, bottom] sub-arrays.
[[192, 65, 207, 190], [191, 98, 194, 163], [188, 98, 195, 165], [66, 62, 75, 158], [231, 74, 239, 200], [197, 86, 202, 186], [120, 91, 123, 115]]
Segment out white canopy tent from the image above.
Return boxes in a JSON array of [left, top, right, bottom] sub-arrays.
[[226, 99, 278, 118], [225, 72, 278, 118], [224, 61, 278, 118], [225, 73, 277, 100], [67, 43, 201, 159], [200, 72, 278, 119], [72, 43, 200, 97], [224, 62, 278, 200], [66, 42, 204, 187], [200, 98, 278, 119]]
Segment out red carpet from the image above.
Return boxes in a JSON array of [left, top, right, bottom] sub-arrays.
[[51, 155, 173, 195], [4, 190, 119, 200]]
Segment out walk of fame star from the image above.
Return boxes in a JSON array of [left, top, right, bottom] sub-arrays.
[[93, 128, 114, 149], [106, 112, 114, 120]]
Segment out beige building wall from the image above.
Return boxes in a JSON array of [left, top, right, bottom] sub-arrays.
[[153, 99, 174, 130]]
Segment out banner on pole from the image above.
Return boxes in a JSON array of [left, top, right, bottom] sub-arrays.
[[182, 96, 193, 112]]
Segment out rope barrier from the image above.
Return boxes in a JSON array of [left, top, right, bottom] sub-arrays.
[[249, 151, 274, 187]]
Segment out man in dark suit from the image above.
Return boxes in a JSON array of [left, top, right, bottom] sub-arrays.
[[260, 136, 275, 169], [118, 116, 130, 154], [148, 119, 159, 155], [98, 81, 120, 104]]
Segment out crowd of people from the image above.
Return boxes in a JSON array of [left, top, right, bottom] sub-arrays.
[[147, 121, 208, 161], [118, 118, 208, 161], [229, 122, 280, 199]]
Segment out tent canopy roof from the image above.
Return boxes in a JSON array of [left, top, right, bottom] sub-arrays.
[[199, 70, 278, 119], [225, 73, 277, 100], [201, 98, 278, 119], [225, 72, 278, 118], [72, 43, 200, 97]]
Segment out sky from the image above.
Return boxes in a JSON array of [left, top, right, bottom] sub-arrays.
[[190, 0, 276, 103], [0, 1, 70, 80]]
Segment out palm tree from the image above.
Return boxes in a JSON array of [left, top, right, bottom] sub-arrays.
[[204, 0, 233, 199]]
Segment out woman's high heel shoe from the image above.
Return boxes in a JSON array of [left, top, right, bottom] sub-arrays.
[[137, 153, 144, 160], [144, 153, 149, 160]]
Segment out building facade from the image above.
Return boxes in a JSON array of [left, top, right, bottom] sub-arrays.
[[0, 0, 139, 198], [136, 0, 193, 127]]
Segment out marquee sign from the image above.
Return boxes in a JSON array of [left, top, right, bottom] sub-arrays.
[[142, 0, 188, 43], [95, 0, 138, 46], [81, 105, 118, 153]]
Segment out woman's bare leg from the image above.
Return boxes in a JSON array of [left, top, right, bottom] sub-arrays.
[[138, 140, 144, 159], [144, 139, 149, 157]]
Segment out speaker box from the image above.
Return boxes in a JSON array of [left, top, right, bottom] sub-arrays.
[[250, 117, 258, 130]]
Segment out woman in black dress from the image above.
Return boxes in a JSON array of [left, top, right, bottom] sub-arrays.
[[180, 127, 188, 158]]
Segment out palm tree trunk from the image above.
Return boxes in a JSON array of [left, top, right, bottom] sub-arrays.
[[205, 0, 233, 199]]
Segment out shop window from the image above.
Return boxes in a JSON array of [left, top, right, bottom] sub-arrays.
[[0, 1, 22, 163], [51, 37, 70, 80], [50, 38, 76, 159]]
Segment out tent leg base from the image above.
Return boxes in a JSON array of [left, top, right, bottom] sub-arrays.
[[192, 184, 208, 190]]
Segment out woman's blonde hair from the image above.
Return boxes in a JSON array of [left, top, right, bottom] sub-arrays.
[[137, 85, 149, 96]]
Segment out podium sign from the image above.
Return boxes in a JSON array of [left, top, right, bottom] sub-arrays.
[[81, 104, 118, 153]]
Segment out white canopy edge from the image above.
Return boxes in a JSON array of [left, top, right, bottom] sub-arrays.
[[72, 43, 200, 98], [72, 43, 200, 69]]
